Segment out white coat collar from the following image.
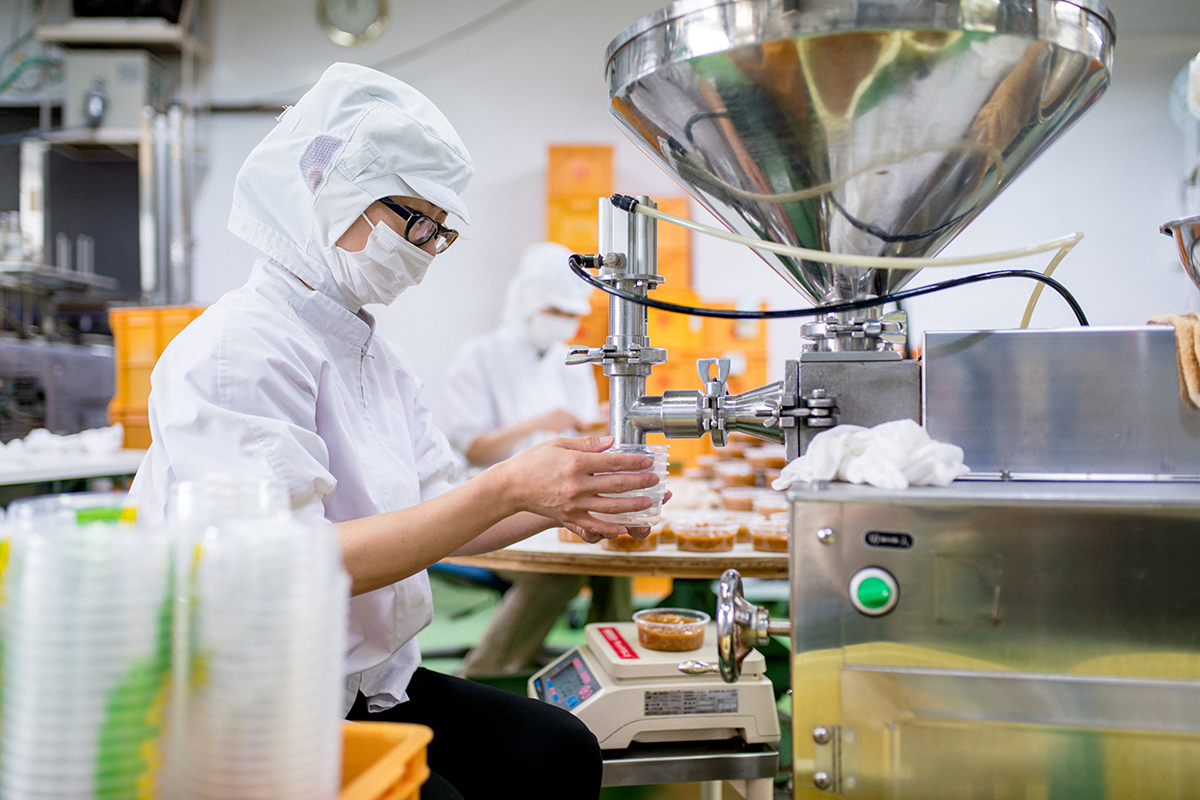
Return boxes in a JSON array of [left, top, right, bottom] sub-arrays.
[[255, 258, 376, 351]]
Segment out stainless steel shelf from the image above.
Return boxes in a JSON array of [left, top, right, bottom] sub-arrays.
[[36, 19, 208, 58], [41, 127, 141, 150], [0, 263, 119, 292]]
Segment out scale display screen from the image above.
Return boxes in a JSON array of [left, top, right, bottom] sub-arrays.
[[532, 649, 598, 711]]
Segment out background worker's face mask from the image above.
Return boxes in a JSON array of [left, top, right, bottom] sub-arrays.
[[525, 311, 580, 352], [332, 214, 434, 307]]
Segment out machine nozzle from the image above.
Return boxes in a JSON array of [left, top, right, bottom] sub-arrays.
[[610, 194, 639, 212], [569, 253, 604, 271]]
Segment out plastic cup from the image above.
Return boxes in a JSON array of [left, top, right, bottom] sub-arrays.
[[713, 459, 757, 488], [745, 445, 788, 472], [749, 517, 789, 552], [674, 518, 738, 552], [600, 530, 659, 552], [719, 486, 759, 512], [752, 490, 789, 517], [594, 444, 668, 525], [633, 607, 710, 651]]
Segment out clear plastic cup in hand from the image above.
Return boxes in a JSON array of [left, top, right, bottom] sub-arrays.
[[593, 443, 668, 526]]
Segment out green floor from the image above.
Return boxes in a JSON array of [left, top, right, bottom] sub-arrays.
[[415, 573, 793, 799]]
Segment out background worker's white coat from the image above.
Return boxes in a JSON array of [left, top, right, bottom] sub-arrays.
[[439, 243, 601, 462], [128, 63, 475, 714]]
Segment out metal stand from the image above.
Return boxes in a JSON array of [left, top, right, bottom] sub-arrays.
[[601, 738, 777, 798]]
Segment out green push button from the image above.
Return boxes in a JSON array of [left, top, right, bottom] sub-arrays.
[[849, 567, 899, 616], [857, 576, 892, 609]]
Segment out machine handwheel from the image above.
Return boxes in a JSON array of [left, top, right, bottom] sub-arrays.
[[716, 569, 742, 683]]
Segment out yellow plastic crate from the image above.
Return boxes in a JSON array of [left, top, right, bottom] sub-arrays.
[[340, 722, 432, 800]]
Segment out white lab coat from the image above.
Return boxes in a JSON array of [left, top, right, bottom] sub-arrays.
[[131, 258, 460, 713], [439, 323, 601, 462]]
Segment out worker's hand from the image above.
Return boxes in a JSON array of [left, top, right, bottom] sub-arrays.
[[532, 408, 588, 435], [562, 522, 653, 543], [498, 435, 660, 539]]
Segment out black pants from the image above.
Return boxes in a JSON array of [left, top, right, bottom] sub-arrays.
[[346, 667, 602, 800]]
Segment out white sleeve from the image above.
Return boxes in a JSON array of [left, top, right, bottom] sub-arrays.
[[138, 296, 336, 521]]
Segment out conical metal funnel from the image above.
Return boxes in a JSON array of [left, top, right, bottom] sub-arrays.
[[1161, 216, 1200, 293], [606, 0, 1115, 315]]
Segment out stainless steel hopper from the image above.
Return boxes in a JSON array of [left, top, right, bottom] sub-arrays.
[[605, 0, 1115, 333], [1161, 215, 1200, 292]]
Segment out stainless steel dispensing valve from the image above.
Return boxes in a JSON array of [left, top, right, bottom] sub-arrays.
[[566, 195, 844, 455], [678, 569, 790, 682]]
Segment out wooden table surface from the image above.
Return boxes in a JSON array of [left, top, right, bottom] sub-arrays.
[[445, 528, 788, 579]]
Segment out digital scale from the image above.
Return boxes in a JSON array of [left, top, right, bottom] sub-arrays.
[[529, 622, 780, 750]]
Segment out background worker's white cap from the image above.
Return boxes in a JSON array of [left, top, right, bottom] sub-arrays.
[[228, 62, 474, 300], [1189, 52, 1200, 120], [503, 242, 595, 327]]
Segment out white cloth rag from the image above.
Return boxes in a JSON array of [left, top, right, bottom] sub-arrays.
[[0, 423, 125, 461], [771, 419, 970, 491]]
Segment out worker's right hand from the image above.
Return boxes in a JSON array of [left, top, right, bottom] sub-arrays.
[[497, 435, 660, 538]]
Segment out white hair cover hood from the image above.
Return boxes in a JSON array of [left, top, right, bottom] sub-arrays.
[[228, 62, 474, 300], [501, 241, 594, 327]]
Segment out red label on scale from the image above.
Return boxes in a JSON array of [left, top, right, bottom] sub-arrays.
[[598, 626, 639, 659]]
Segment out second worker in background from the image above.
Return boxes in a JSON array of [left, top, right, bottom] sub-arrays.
[[440, 242, 628, 676]]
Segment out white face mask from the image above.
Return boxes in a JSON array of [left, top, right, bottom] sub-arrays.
[[331, 214, 435, 307], [525, 311, 580, 351]]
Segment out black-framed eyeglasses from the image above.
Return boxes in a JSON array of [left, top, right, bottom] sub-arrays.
[[378, 197, 459, 253]]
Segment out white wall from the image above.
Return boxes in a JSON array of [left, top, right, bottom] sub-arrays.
[[190, 0, 1200, 403], [904, 33, 1200, 343]]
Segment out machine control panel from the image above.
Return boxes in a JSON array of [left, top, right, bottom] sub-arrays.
[[532, 649, 597, 711]]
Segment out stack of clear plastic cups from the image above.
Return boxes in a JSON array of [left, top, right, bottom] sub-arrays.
[[179, 515, 348, 800], [165, 475, 290, 530], [0, 516, 172, 800], [161, 476, 292, 800], [593, 443, 669, 525]]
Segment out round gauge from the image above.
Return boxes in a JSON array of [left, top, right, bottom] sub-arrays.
[[317, 0, 388, 47]]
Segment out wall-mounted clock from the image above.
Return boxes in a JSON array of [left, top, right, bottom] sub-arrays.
[[317, 0, 388, 47]]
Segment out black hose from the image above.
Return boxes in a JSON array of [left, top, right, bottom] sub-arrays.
[[568, 254, 1090, 326]]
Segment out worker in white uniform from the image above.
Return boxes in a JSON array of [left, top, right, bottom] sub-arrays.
[[440, 242, 613, 676], [127, 63, 658, 800], [441, 241, 601, 467]]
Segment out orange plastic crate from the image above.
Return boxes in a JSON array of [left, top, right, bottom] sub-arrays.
[[340, 722, 432, 800], [108, 305, 205, 412], [548, 144, 613, 200], [107, 404, 151, 450]]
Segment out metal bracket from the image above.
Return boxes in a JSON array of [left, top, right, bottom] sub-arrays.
[[566, 342, 668, 367], [801, 311, 907, 352], [767, 387, 839, 429], [812, 724, 842, 793], [566, 345, 607, 366]]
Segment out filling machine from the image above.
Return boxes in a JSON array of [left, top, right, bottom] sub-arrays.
[[555, 0, 1200, 796]]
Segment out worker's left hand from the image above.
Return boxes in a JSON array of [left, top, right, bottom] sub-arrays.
[[559, 492, 670, 544]]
